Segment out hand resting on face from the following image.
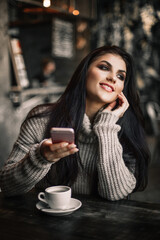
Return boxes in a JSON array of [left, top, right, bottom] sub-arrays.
[[103, 92, 129, 118]]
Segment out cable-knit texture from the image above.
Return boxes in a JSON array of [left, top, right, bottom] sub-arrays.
[[72, 114, 98, 195], [0, 107, 136, 199], [93, 112, 136, 200], [0, 106, 53, 196]]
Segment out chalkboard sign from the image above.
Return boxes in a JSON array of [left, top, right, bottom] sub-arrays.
[[52, 18, 74, 58]]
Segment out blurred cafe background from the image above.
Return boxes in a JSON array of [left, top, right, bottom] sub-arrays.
[[0, 0, 160, 202]]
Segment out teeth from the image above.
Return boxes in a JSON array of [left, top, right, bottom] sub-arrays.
[[101, 84, 112, 91], [105, 86, 112, 91]]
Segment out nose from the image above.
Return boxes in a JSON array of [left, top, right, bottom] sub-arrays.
[[106, 76, 116, 83]]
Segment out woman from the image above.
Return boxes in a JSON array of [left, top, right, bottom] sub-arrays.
[[0, 46, 150, 200]]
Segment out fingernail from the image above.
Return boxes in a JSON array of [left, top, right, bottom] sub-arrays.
[[69, 144, 76, 148], [74, 148, 79, 152], [62, 143, 69, 147]]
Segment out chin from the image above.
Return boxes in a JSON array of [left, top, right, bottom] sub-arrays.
[[100, 98, 116, 104]]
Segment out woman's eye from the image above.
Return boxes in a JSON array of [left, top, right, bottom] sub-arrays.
[[117, 74, 125, 81], [98, 65, 109, 70]]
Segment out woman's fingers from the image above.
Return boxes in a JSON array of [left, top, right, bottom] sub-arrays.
[[49, 141, 69, 152], [104, 101, 117, 111], [51, 143, 78, 156], [40, 139, 79, 163], [52, 144, 79, 160], [103, 93, 129, 118], [119, 93, 129, 110], [113, 93, 129, 117]]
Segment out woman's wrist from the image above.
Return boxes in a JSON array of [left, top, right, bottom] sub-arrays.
[[94, 111, 119, 126]]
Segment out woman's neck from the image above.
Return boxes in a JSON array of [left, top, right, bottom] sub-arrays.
[[85, 100, 104, 123]]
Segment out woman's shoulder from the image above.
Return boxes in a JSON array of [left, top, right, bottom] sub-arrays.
[[19, 103, 55, 142], [20, 103, 55, 131], [27, 103, 55, 118]]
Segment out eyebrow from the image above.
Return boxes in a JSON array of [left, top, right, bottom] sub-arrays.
[[100, 60, 126, 74]]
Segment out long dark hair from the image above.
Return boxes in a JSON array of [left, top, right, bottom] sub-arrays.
[[29, 45, 150, 191]]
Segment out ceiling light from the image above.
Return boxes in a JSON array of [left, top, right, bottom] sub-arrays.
[[43, 0, 51, 8], [72, 10, 79, 16]]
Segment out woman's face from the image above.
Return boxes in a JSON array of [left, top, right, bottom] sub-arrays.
[[86, 53, 126, 108]]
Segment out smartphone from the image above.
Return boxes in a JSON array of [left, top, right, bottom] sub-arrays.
[[50, 127, 75, 144]]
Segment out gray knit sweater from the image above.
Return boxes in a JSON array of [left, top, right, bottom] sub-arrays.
[[0, 107, 136, 200]]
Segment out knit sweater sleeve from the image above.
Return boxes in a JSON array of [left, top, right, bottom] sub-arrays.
[[0, 114, 53, 197], [93, 111, 136, 201]]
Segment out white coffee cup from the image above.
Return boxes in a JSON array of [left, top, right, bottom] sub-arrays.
[[38, 186, 71, 210]]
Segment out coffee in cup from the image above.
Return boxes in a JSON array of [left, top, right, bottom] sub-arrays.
[[38, 186, 71, 210]]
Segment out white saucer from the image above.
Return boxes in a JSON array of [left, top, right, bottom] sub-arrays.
[[36, 198, 82, 216]]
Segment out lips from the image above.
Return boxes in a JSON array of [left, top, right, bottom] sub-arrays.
[[99, 83, 114, 92]]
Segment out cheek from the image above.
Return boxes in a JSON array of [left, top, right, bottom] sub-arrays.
[[87, 69, 99, 82], [117, 82, 124, 93], [86, 70, 100, 89]]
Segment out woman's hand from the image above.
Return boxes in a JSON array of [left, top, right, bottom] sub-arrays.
[[40, 139, 79, 163], [103, 92, 129, 118]]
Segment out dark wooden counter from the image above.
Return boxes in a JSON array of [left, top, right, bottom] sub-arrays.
[[0, 191, 160, 240]]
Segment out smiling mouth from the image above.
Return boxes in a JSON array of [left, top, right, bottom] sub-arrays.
[[99, 83, 114, 92]]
